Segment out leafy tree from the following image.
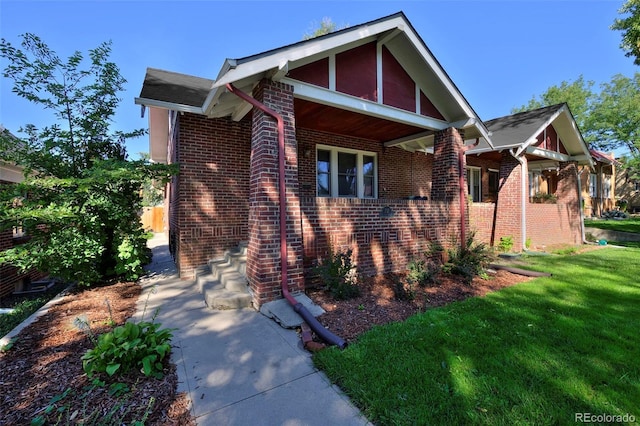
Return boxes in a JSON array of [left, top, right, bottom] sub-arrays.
[[590, 73, 640, 156], [303, 17, 348, 40], [0, 33, 144, 178], [0, 34, 175, 285], [511, 75, 597, 143], [612, 0, 640, 66]]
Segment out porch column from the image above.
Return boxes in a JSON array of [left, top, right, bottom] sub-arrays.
[[556, 161, 582, 244], [430, 127, 465, 244], [246, 79, 304, 307], [494, 152, 526, 250]]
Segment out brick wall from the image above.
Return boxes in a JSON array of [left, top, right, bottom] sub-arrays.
[[494, 152, 526, 249], [537, 160, 582, 246], [173, 113, 252, 277], [526, 203, 581, 248], [469, 202, 496, 245], [301, 197, 457, 277]]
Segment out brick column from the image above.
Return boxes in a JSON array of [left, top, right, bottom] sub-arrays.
[[246, 79, 304, 307], [430, 127, 465, 246], [556, 161, 581, 243], [494, 152, 526, 249]]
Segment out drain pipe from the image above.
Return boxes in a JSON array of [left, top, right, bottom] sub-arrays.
[[226, 83, 347, 349], [509, 149, 527, 251], [576, 167, 589, 244], [459, 137, 480, 245]]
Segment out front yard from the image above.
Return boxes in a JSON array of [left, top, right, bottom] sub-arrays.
[[313, 247, 640, 425]]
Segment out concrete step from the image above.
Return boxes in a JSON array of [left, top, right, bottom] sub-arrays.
[[204, 288, 252, 310], [198, 242, 251, 310]]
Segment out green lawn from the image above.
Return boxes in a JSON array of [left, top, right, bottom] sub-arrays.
[[584, 216, 640, 234], [314, 247, 640, 425]]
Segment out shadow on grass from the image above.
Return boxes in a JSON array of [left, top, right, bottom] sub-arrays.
[[314, 248, 640, 425]]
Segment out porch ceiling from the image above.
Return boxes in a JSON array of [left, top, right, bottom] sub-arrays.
[[294, 98, 424, 142]]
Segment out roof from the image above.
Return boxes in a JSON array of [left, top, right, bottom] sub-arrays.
[[138, 68, 214, 112], [466, 103, 594, 167], [135, 11, 491, 144], [484, 104, 566, 150], [590, 149, 618, 165]]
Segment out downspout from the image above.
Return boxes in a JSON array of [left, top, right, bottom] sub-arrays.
[[459, 137, 480, 245], [509, 149, 527, 251], [577, 168, 589, 243], [225, 83, 347, 349]]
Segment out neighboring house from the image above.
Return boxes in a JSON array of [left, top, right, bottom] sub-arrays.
[[135, 12, 589, 308], [581, 150, 617, 217], [466, 104, 593, 251], [0, 129, 46, 298], [615, 161, 640, 213]]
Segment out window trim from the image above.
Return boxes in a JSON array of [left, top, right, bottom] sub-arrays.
[[466, 166, 482, 202], [316, 145, 378, 198], [589, 173, 597, 198]]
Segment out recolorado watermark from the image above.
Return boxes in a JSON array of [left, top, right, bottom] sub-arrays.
[[575, 412, 636, 423]]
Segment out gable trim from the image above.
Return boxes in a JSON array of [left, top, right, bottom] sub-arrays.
[[284, 77, 448, 131]]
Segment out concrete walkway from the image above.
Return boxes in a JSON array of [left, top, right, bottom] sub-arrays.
[[134, 234, 370, 426]]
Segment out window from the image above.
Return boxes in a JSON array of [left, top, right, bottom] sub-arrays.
[[529, 172, 541, 197], [488, 169, 499, 197], [317, 146, 377, 198], [603, 175, 612, 199], [589, 174, 597, 198], [467, 167, 481, 202]]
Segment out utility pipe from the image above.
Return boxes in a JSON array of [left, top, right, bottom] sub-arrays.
[[576, 167, 590, 244], [509, 149, 527, 251], [226, 83, 347, 349]]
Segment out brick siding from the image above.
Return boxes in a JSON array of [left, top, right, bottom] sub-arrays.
[[172, 113, 252, 277]]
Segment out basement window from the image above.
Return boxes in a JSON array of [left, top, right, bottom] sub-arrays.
[[317, 145, 377, 198]]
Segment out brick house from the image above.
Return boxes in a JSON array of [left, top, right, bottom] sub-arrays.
[[0, 129, 47, 298], [581, 150, 617, 217], [616, 162, 640, 213], [467, 104, 593, 250], [135, 13, 590, 308]]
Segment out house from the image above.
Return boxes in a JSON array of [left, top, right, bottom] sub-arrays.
[[465, 104, 594, 250], [135, 12, 590, 309], [581, 150, 617, 217], [0, 128, 46, 298], [615, 159, 640, 214]]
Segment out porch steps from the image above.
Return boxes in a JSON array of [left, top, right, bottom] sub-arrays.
[[196, 242, 252, 310]]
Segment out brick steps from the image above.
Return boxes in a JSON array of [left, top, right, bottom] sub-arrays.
[[196, 242, 252, 309]]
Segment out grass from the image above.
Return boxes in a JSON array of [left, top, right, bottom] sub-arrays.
[[313, 247, 640, 425], [0, 283, 66, 338], [584, 216, 640, 234]]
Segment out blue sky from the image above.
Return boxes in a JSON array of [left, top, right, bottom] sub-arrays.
[[1, 0, 637, 158]]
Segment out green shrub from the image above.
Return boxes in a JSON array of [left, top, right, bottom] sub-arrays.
[[392, 274, 415, 301], [443, 234, 494, 285], [314, 248, 360, 300], [406, 258, 438, 287], [498, 235, 514, 252], [81, 320, 173, 379]]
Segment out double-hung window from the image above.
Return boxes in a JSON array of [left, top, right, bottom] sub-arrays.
[[316, 145, 377, 198], [467, 167, 481, 202], [589, 174, 597, 198], [603, 175, 612, 199]]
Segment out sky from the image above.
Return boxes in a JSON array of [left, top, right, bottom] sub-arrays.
[[0, 0, 637, 159]]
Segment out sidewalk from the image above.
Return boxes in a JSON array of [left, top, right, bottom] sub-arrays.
[[135, 233, 370, 426]]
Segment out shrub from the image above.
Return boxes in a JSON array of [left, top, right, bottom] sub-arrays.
[[443, 234, 494, 285], [314, 248, 360, 300], [406, 258, 438, 288], [498, 235, 514, 253]]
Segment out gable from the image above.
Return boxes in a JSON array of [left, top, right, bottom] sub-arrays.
[[287, 41, 446, 121], [532, 124, 569, 155]]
